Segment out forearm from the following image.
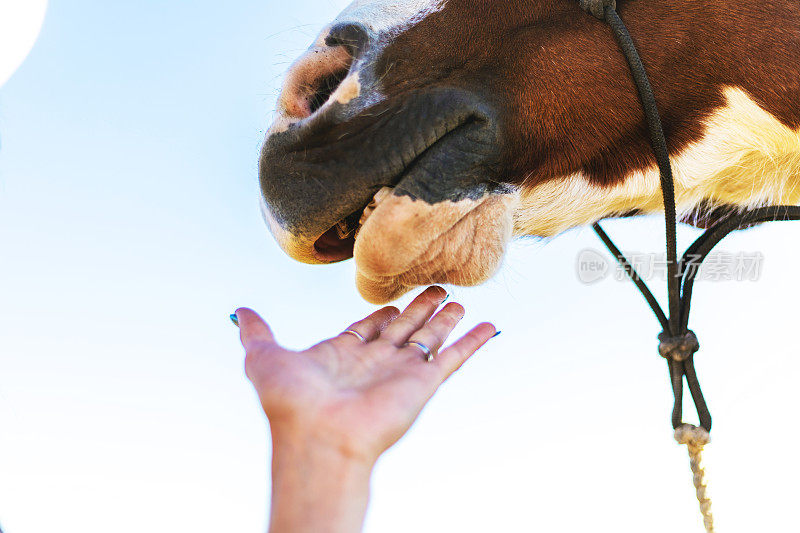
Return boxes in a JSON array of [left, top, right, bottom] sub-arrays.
[[269, 432, 374, 533]]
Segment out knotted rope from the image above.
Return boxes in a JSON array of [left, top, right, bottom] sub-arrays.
[[580, 3, 720, 530], [674, 424, 714, 533]]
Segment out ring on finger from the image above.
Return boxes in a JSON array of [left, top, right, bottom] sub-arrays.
[[404, 341, 434, 362], [341, 329, 366, 342]]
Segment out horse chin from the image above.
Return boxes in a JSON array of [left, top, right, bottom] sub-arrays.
[[352, 191, 519, 304]]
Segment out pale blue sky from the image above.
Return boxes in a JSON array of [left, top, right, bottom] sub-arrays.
[[0, 2, 798, 532]]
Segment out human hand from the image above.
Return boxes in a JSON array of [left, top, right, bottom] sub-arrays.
[[233, 286, 497, 533], [235, 286, 496, 465]]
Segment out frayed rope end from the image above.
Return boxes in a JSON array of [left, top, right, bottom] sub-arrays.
[[674, 423, 714, 533]]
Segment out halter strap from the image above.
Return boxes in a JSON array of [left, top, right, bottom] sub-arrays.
[[577, 2, 800, 433], [572, 4, 800, 530]]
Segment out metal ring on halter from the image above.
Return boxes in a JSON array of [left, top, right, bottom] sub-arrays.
[[341, 329, 366, 342], [404, 341, 434, 362]]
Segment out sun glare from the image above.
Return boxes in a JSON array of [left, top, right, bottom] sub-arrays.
[[0, 0, 48, 87]]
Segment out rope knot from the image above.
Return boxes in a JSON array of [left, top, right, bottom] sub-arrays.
[[674, 423, 711, 448], [658, 330, 700, 361], [578, 0, 616, 19]]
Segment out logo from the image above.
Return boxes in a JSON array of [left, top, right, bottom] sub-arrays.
[[576, 249, 609, 284]]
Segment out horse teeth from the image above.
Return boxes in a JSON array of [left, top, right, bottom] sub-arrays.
[[373, 186, 394, 205], [335, 219, 351, 239], [359, 187, 394, 226]]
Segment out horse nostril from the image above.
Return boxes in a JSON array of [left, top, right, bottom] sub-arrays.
[[325, 22, 372, 57], [304, 23, 372, 114], [308, 68, 350, 115], [277, 23, 372, 121]]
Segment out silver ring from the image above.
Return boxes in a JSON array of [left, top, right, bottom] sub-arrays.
[[404, 341, 434, 362], [341, 329, 366, 342]]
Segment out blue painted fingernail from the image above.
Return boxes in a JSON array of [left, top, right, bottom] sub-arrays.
[[230, 313, 240, 327], [491, 330, 502, 339], [442, 293, 450, 303]]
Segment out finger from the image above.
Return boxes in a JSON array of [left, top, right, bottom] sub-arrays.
[[336, 306, 400, 344], [235, 308, 276, 351], [401, 302, 465, 360], [434, 323, 497, 380], [381, 286, 448, 345]]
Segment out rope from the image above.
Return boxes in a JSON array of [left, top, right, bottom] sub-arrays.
[[578, 1, 800, 530], [579, 0, 616, 19], [592, 222, 669, 331], [603, 7, 683, 333], [674, 424, 714, 533]]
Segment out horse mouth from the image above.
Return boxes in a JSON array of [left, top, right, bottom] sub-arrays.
[[306, 106, 491, 264], [308, 108, 486, 264], [312, 218, 358, 263], [259, 88, 511, 301], [311, 187, 393, 263]]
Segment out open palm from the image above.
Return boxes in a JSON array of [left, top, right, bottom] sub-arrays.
[[235, 286, 496, 464]]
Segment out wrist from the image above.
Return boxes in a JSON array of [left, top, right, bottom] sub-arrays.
[[271, 429, 376, 477], [271, 416, 380, 467], [269, 429, 374, 533]]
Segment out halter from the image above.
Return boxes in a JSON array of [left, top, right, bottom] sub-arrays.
[[578, 1, 800, 530]]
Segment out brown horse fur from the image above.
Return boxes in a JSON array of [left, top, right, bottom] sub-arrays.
[[260, 0, 800, 303]]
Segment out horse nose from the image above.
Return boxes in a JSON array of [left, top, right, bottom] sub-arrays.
[[276, 23, 372, 120], [324, 22, 372, 56]]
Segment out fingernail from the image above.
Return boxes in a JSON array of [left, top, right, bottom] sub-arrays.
[[491, 330, 502, 339], [442, 293, 450, 303], [230, 313, 240, 328]]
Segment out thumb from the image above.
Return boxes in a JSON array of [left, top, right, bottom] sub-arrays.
[[234, 308, 276, 350]]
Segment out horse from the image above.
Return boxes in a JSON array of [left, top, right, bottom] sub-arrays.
[[258, 0, 800, 303]]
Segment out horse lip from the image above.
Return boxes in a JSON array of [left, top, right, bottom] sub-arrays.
[[307, 112, 488, 264], [259, 88, 500, 264]]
